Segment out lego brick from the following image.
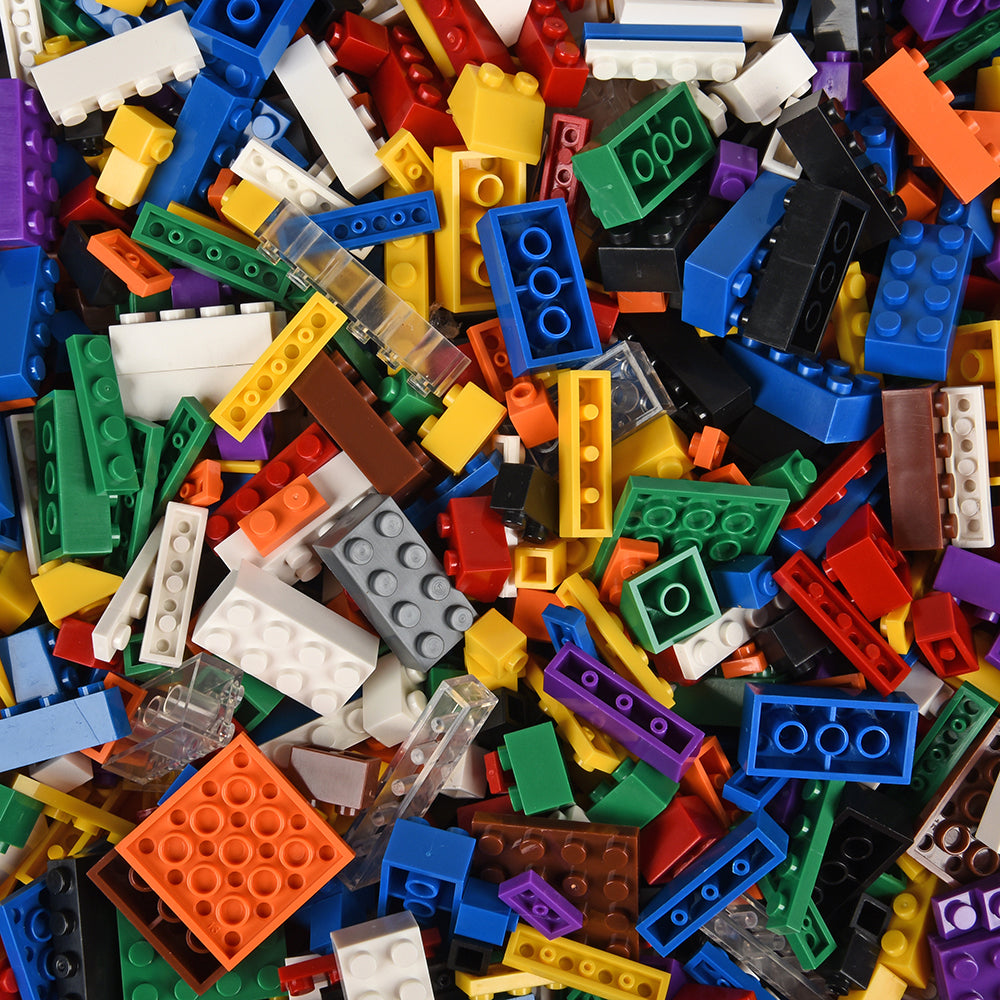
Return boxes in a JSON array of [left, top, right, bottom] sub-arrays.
[[938, 384, 994, 548], [86, 230, 173, 298], [236, 474, 328, 555], [538, 113, 591, 223], [497, 721, 575, 814], [0, 246, 58, 401], [30, 12, 203, 126], [287, 746, 380, 815], [437, 496, 511, 603], [616, 0, 781, 41], [418, 382, 506, 474], [912, 591, 978, 678], [6, 414, 42, 573], [314, 191, 439, 250], [583, 32, 746, 83], [399, 0, 513, 78], [513, 0, 589, 107], [935, 547, 1000, 616], [0, 0, 45, 83], [230, 138, 350, 213], [497, 871, 583, 939], [0, 877, 54, 1000]]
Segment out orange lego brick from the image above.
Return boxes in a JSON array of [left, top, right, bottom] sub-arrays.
[[179, 459, 223, 507], [688, 427, 730, 470], [505, 377, 558, 448], [80, 673, 145, 764], [208, 167, 240, 218], [699, 463, 750, 485], [720, 643, 768, 678], [864, 47, 1000, 202], [236, 473, 329, 556], [86, 229, 174, 297], [679, 735, 735, 828], [615, 290, 668, 312], [467, 317, 515, 401], [598, 538, 659, 606], [512, 588, 564, 643], [115, 732, 354, 970]]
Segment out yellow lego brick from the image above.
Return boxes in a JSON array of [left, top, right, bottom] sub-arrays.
[[32, 561, 122, 626], [168, 200, 258, 247], [565, 537, 601, 577], [12, 774, 134, 844], [104, 104, 175, 164], [433, 146, 526, 313], [0, 549, 38, 635], [419, 382, 507, 474], [385, 232, 431, 321], [611, 413, 692, 498], [217, 460, 264, 474], [524, 659, 624, 773], [219, 178, 282, 236], [844, 963, 906, 1000], [464, 608, 528, 691], [557, 573, 675, 709], [31, 35, 86, 64], [503, 923, 670, 1000], [879, 868, 937, 989], [399, 0, 456, 76], [376, 129, 434, 194], [102, 0, 146, 16], [0, 659, 14, 709], [513, 538, 568, 590], [211, 293, 346, 441], [96, 147, 155, 209], [455, 963, 559, 1000], [447, 63, 546, 165], [558, 370, 612, 538], [948, 320, 998, 385], [832, 262, 872, 375], [879, 603, 912, 655], [978, 57, 1000, 110]]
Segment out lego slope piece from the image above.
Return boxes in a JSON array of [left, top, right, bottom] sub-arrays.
[[30, 12, 204, 127], [116, 733, 353, 969], [193, 560, 378, 714]]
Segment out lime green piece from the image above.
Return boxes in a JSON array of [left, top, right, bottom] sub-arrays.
[[750, 450, 817, 501], [0, 786, 44, 853], [588, 759, 678, 827], [153, 396, 214, 518], [380, 370, 445, 434], [785, 899, 836, 970], [925, 9, 1000, 81], [235, 675, 284, 732], [38, 0, 105, 41], [498, 722, 574, 815]]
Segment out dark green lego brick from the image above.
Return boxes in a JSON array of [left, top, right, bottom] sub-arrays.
[[594, 476, 790, 579], [35, 389, 114, 563], [67, 334, 139, 496], [867, 867, 909, 899], [39, 0, 105, 41], [334, 325, 385, 388], [153, 396, 214, 518], [785, 899, 836, 971], [125, 288, 172, 315], [122, 633, 161, 681], [498, 722, 575, 815], [426, 664, 464, 698], [925, 9, 1000, 80], [750, 450, 817, 501], [0, 786, 44, 853], [380, 369, 444, 435], [588, 758, 678, 827], [619, 544, 721, 653], [669, 676, 781, 727], [132, 203, 293, 303], [235, 675, 285, 732]]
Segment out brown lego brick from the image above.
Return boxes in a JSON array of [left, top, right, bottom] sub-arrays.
[[291, 349, 432, 502], [87, 846, 227, 994], [287, 745, 381, 816], [882, 385, 957, 550], [470, 811, 640, 959], [908, 714, 1000, 885]]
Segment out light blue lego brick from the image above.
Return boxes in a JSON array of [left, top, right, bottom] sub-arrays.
[[404, 452, 501, 532], [684, 941, 779, 1000], [542, 605, 597, 657], [0, 624, 73, 703], [709, 554, 779, 609], [681, 171, 792, 336], [864, 221, 973, 381], [582, 22, 744, 41], [637, 810, 788, 955], [722, 767, 788, 812], [313, 191, 440, 250], [0, 878, 55, 1000], [74, 0, 139, 33], [722, 336, 882, 443], [478, 198, 601, 376], [0, 246, 58, 401], [738, 683, 918, 783]]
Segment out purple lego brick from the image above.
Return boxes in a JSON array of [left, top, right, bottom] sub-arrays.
[[932, 878, 1000, 940], [708, 140, 758, 202], [496, 870, 584, 939], [812, 51, 863, 111], [934, 546, 1000, 616], [929, 929, 1000, 1000], [988, 631, 1000, 670], [213, 413, 274, 460], [902, 0, 984, 41], [0, 78, 58, 249], [542, 643, 704, 781], [168, 268, 223, 310]]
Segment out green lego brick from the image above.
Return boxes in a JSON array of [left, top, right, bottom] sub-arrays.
[[925, 10, 1000, 81], [0, 786, 45, 853], [669, 676, 781, 727], [122, 633, 161, 681], [593, 476, 790, 579], [426, 664, 464, 698], [867, 867, 909, 899], [749, 450, 817, 501], [571, 83, 715, 228], [66, 334, 139, 497], [132, 203, 293, 302], [497, 722, 575, 815], [380, 370, 444, 435], [760, 779, 842, 935], [117, 910, 285, 1000], [153, 396, 214, 518], [38, 0, 105, 41], [587, 758, 678, 827], [35, 389, 114, 563], [334, 325, 385, 389], [619, 544, 721, 653], [235, 675, 284, 732], [785, 899, 836, 971], [125, 288, 172, 315]]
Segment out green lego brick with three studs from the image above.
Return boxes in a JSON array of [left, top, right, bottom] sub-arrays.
[[153, 396, 214, 519]]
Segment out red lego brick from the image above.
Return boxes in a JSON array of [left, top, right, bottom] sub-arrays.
[[53, 617, 121, 671], [538, 113, 592, 224], [484, 750, 512, 795], [639, 794, 726, 885], [58, 175, 129, 230], [589, 289, 620, 344], [773, 550, 910, 694], [515, 0, 590, 108], [437, 495, 512, 602], [406, 0, 515, 77], [325, 11, 390, 76], [912, 590, 978, 678], [822, 504, 912, 620], [279, 953, 340, 997]]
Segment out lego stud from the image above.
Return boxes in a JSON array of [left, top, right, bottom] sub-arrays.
[[226, 0, 263, 33]]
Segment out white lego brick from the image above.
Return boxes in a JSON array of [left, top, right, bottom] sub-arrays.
[[616, 0, 782, 41], [30, 12, 203, 126], [274, 37, 388, 198], [550, 804, 591, 823], [27, 753, 93, 791], [941, 385, 995, 548], [331, 910, 434, 1000], [231, 137, 351, 214], [6, 413, 42, 573], [761, 123, 801, 179], [978, 775, 1000, 852], [441, 744, 487, 799], [584, 38, 745, 83], [115, 366, 263, 422], [258, 698, 368, 766], [473, 0, 531, 45], [0, 0, 46, 82], [689, 82, 729, 137], [895, 658, 951, 717], [139, 501, 207, 667], [492, 434, 525, 464], [361, 653, 428, 747], [193, 560, 378, 714], [91, 518, 164, 662]]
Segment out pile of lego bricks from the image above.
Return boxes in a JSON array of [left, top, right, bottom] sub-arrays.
[[2, 1, 1000, 1000]]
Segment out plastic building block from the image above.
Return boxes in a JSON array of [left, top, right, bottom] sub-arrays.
[[489, 462, 558, 538], [377, 129, 434, 196], [616, 0, 780, 40], [0, 876, 53, 1000], [313, 191, 439, 250], [230, 138, 350, 214], [513, 0, 588, 107], [497, 721, 575, 814], [193, 559, 378, 714], [599, 539, 660, 606], [30, 12, 203, 126], [497, 871, 583, 939], [542, 605, 597, 657], [538, 113, 591, 223], [287, 746, 381, 816], [588, 757, 679, 827], [0, 246, 57, 401], [935, 546, 1000, 616], [399, 0, 513, 78], [104, 103, 175, 165], [180, 458, 223, 506], [437, 496, 512, 603], [708, 555, 778, 610], [0, 0, 45, 83], [572, 83, 715, 229], [237, 474, 328, 555], [86, 230, 173, 299], [418, 383, 506, 475], [912, 591, 978, 678], [31, 560, 121, 625]]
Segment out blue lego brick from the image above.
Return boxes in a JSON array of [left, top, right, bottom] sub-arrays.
[[0, 510, 21, 553], [788, 0, 812, 35], [0, 421, 15, 522], [285, 877, 376, 954], [452, 877, 518, 946], [542, 605, 598, 658], [722, 336, 882, 444], [0, 624, 78, 703], [848, 107, 899, 193], [246, 98, 293, 145], [582, 22, 744, 41], [0, 684, 130, 770], [709, 554, 779, 609], [938, 189, 995, 257], [682, 171, 792, 336], [75, 0, 140, 33], [684, 941, 779, 1000], [379, 817, 476, 919], [142, 73, 254, 209], [722, 767, 788, 813], [0, 246, 58, 401], [312, 191, 440, 250], [636, 810, 788, 955], [477, 198, 601, 376], [864, 221, 973, 381], [0, 878, 54, 1000], [190, 0, 314, 94], [404, 451, 501, 531], [156, 763, 198, 804], [739, 683, 918, 783]]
